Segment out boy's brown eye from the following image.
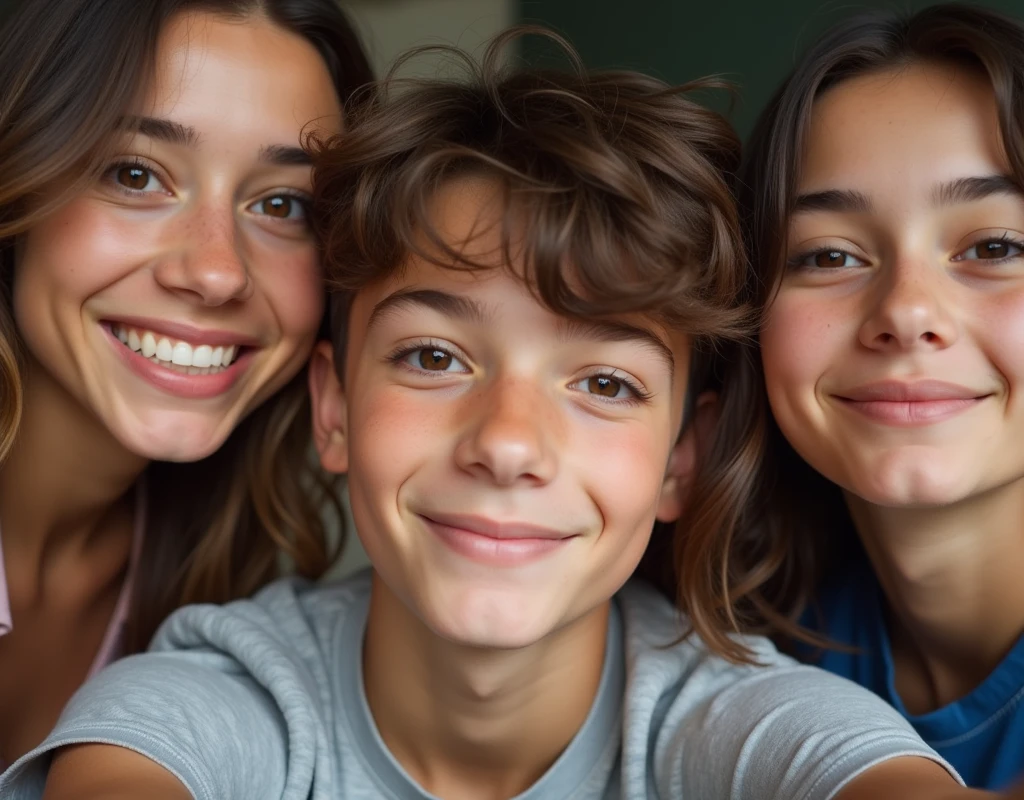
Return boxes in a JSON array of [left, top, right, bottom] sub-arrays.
[[419, 349, 452, 370], [588, 376, 621, 397]]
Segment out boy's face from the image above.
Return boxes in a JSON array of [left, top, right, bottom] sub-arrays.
[[312, 177, 696, 650]]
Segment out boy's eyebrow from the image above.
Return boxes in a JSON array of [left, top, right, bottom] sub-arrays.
[[932, 175, 1022, 206], [367, 289, 490, 331], [557, 318, 675, 373], [366, 289, 674, 371], [793, 189, 872, 215]]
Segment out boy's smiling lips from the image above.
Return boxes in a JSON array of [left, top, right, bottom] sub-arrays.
[[417, 511, 579, 567]]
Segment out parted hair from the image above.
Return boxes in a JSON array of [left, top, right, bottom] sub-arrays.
[[312, 27, 768, 661]]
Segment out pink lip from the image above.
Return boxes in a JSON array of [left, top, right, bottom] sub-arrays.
[[103, 316, 261, 347], [103, 325, 253, 400], [419, 512, 576, 566], [835, 380, 990, 426]]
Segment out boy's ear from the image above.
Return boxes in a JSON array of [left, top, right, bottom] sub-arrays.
[[656, 391, 719, 523], [308, 340, 349, 475]]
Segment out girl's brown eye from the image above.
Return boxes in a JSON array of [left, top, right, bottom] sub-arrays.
[[815, 250, 848, 268], [418, 349, 452, 371], [263, 196, 293, 218], [251, 194, 306, 221], [587, 375, 622, 397], [977, 240, 1010, 259], [116, 166, 152, 191]]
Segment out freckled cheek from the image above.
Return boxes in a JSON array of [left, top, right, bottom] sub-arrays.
[[761, 293, 847, 398], [253, 247, 325, 342], [14, 200, 155, 309]]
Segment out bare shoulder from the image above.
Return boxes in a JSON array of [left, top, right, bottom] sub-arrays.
[[43, 744, 191, 800]]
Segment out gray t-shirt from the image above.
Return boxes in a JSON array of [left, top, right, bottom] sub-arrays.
[[0, 570, 959, 799]]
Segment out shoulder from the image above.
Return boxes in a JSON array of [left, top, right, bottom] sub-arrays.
[[615, 581, 957, 799], [617, 580, 795, 679], [150, 568, 371, 661]]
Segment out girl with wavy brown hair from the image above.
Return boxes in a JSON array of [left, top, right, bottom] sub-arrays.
[[733, 3, 1024, 789], [0, 0, 371, 764]]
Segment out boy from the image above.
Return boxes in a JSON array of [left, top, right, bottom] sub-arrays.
[[0, 29, 986, 800]]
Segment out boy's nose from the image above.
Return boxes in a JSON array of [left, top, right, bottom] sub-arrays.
[[454, 377, 558, 487]]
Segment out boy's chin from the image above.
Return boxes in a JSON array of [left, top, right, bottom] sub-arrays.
[[418, 583, 596, 652]]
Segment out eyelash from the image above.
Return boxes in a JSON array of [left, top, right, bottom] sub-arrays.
[[577, 369, 652, 405], [786, 246, 863, 271], [103, 157, 168, 197], [102, 158, 310, 220], [952, 232, 1024, 265], [385, 340, 653, 405], [385, 339, 471, 376], [788, 233, 1024, 271]]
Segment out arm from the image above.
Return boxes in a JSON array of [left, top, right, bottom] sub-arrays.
[[836, 758, 991, 799], [671, 658, 967, 800], [43, 745, 192, 800], [0, 650, 293, 800]]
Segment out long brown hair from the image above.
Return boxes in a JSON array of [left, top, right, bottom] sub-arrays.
[[312, 28, 767, 661], [731, 3, 1024, 647], [0, 0, 374, 651]]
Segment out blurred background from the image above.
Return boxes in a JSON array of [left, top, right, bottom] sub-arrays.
[[347, 0, 1023, 137]]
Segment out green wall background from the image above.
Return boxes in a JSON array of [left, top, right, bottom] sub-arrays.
[[518, 0, 1024, 137]]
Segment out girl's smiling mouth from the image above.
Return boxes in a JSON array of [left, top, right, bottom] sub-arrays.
[[102, 318, 259, 397]]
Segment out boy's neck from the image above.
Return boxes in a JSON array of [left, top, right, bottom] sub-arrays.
[[362, 570, 610, 800], [847, 480, 1024, 713]]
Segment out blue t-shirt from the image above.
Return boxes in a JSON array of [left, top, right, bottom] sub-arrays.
[[803, 556, 1024, 789]]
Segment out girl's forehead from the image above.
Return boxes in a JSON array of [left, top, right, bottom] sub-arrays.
[[138, 11, 341, 140], [799, 62, 1006, 196]]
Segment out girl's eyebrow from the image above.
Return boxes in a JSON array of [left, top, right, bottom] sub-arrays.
[[258, 144, 311, 166], [794, 175, 1022, 217], [932, 174, 1021, 206], [116, 115, 309, 166], [793, 189, 871, 215], [116, 115, 199, 147]]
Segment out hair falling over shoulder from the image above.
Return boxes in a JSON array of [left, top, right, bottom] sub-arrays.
[[0, 0, 374, 650]]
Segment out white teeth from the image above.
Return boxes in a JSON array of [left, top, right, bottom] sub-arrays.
[[110, 324, 243, 372], [171, 341, 193, 366], [193, 345, 213, 368], [156, 337, 173, 362]]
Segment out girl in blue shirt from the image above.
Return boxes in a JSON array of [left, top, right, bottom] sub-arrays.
[[733, 3, 1024, 790]]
